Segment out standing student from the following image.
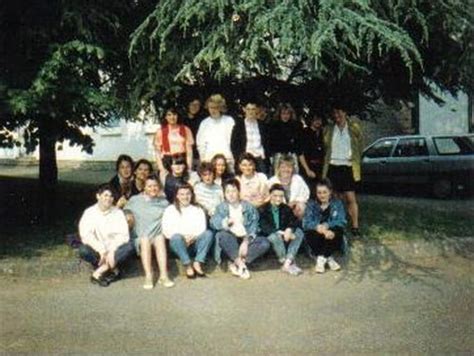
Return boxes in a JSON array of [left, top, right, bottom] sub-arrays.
[[322, 106, 363, 238], [211, 153, 234, 187], [259, 184, 304, 276], [124, 176, 174, 290], [268, 103, 303, 173], [194, 162, 224, 217], [162, 183, 214, 278], [131, 159, 153, 196], [196, 94, 235, 167], [268, 154, 310, 219], [299, 112, 325, 191], [302, 179, 347, 273], [210, 179, 270, 280], [182, 97, 205, 166], [109, 154, 134, 208], [78, 184, 134, 287], [236, 153, 269, 208], [231, 101, 270, 175], [154, 107, 194, 172]]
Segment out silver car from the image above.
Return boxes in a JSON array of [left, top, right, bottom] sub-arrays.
[[361, 134, 474, 198]]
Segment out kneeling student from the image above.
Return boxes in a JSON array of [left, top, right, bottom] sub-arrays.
[[78, 184, 134, 287], [162, 183, 214, 278], [211, 179, 270, 280], [302, 179, 347, 273], [259, 184, 304, 276]]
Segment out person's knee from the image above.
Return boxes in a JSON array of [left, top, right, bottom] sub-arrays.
[[266, 233, 280, 243]]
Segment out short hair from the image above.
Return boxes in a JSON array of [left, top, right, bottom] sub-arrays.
[[145, 174, 162, 189], [134, 159, 153, 174], [115, 154, 133, 172], [198, 161, 215, 176], [269, 183, 285, 194], [205, 94, 227, 113], [237, 152, 257, 167], [275, 103, 296, 121], [277, 154, 296, 170], [316, 178, 333, 191], [223, 178, 240, 192], [96, 183, 114, 195]]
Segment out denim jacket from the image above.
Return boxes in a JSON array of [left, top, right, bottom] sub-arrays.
[[210, 200, 260, 240], [302, 198, 347, 231]]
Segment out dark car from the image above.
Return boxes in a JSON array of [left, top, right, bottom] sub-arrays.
[[361, 134, 474, 198]]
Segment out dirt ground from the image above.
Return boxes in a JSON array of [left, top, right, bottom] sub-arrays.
[[1, 255, 473, 354]]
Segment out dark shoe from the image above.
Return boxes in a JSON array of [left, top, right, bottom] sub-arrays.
[[351, 228, 362, 240], [104, 270, 121, 284], [90, 275, 109, 287]]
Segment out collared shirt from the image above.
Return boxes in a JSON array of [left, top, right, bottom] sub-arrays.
[[330, 123, 352, 166], [79, 204, 130, 254], [237, 173, 269, 207], [245, 118, 265, 158]]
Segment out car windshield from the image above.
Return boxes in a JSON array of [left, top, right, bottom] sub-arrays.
[[433, 136, 474, 155]]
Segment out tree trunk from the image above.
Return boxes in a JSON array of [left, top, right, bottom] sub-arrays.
[[38, 119, 58, 222]]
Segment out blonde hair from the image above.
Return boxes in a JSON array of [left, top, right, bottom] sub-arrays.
[[205, 94, 227, 113]]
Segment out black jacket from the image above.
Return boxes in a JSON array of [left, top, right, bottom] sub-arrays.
[[258, 202, 300, 236], [231, 118, 270, 160], [267, 120, 303, 156]]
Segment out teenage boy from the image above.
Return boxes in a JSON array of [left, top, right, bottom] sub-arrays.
[[78, 184, 134, 287], [259, 184, 304, 276]]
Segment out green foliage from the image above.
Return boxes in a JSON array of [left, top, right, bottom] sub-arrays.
[[129, 0, 473, 112]]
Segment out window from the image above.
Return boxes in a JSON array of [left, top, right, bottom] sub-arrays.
[[434, 136, 474, 155], [364, 139, 396, 158], [393, 138, 428, 157]]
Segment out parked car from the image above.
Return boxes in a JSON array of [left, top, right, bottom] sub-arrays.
[[361, 134, 474, 198]]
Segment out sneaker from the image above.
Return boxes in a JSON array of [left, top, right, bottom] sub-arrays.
[[239, 266, 251, 280], [90, 275, 109, 287], [282, 264, 302, 276], [143, 276, 154, 290], [228, 262, 240, 277], [104, 269, 121, 284], [327, 256, 341, 271], [315, 256, 327, 274], [158, 277, 175, 288]]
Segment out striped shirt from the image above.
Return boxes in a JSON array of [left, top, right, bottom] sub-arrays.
[[194, 182, 224, 216]]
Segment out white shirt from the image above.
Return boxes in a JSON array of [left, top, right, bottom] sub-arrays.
[[268, 174, 310, 203], [79, 204, 130, 254], [330, 124, 352, 166], [162, 204, 207, 239], [196, 115, 235, 161], [245, 118, 265, 158], [228, 204, 246, 237]]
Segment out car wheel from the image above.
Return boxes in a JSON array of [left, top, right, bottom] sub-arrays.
[[432, 178, 452, 199]]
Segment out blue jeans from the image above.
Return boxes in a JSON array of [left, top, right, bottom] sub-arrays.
[[266, 227, 304, 263], [217, 231, 270, 264], [78, 242, 134, 268], [169, 230, 214, 265]]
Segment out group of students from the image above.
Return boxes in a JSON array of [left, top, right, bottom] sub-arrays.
[[77, 93, 364, 289]]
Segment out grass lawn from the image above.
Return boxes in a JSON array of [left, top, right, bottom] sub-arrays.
[[1, 170, 473, 263]]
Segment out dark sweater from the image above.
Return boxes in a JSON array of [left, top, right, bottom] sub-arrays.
[[231, 118, 270, 160], [268, 120, 303, 155], [258, 202, 300, 236]]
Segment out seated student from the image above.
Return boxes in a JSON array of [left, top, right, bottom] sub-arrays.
[[302, 179, 347, 273], [130, 159, 153, 196], [78, 184, 134, 287], [154, 107, 194, 173], [162, 183, 214, 278], [109, 154, 134, 208], [268, 154, 310, 218], [259, 184, 304, 276], [194, 162, 224, 217], [210, 179, 270, 280], [211, 153, 234, 187], [160, 154, 199, 203], [236, 153, 269, 208], [124, 175, 174, 290]]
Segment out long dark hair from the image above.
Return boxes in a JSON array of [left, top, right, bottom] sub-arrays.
[[173, 182, 196, 213], [161, 107, 182, 127]]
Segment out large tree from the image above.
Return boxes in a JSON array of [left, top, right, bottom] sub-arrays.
[[0, 0, 154, 218], [129, 0, 473, 114]]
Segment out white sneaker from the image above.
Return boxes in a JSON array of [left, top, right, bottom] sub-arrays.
[[228, 262, 240, 277], [327, 256, 341, 271], [158, 277, 175, 288], [315, 256, 327, 273], [143, 276, 154, 290], [239, 266, 251, 280]]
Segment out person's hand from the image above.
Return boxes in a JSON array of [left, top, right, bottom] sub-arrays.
[[324, 230, 335, 240], [306, 169, 316, 179], [316, 224, 327, 234], [227, 217, 235, 227], [116, 196, 128, 208], [283, 228, 294, 242], [185, 235, 196, 246], [98, 252, 107, 266], [239, 238, 249, 258]]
